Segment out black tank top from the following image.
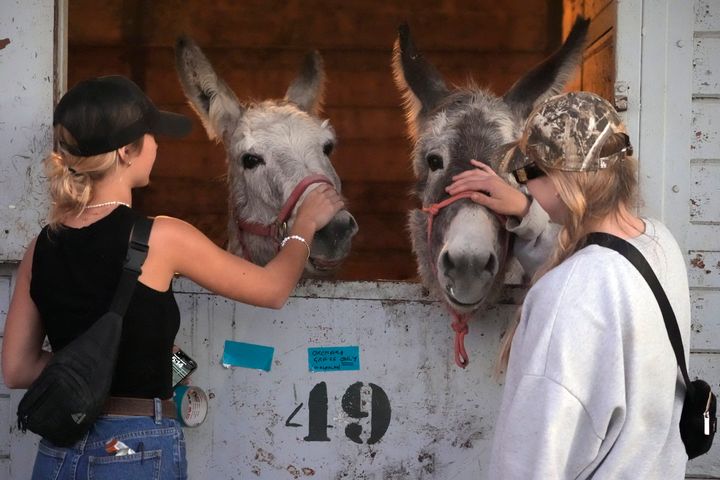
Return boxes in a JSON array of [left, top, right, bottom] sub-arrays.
[[30, 206, 180, 399]]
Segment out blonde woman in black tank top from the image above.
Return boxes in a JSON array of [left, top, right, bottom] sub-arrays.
[[2, 76, 343, 480]]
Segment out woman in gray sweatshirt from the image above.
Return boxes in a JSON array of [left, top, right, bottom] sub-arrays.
[[447, 91, 690, 479]]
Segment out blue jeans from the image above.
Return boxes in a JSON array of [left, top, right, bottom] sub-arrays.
[[31, 411, 187, 480]]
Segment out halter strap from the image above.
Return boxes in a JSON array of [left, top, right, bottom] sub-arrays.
[[235, 174, 333, 262], [422, 191, 512, 368]]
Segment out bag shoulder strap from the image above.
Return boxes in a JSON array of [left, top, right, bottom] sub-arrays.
[[584, 232, 693, 394], [108, 216, 153, 316]]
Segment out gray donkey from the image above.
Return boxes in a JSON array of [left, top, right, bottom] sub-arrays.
[[393, 19, 589, 329], [175, 37, 358, 274]]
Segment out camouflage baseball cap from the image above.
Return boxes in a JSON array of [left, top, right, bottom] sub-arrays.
[[507, 91, 632, 182]]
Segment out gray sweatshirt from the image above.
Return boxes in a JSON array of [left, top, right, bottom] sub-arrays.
[[489, 215, 691, 479]]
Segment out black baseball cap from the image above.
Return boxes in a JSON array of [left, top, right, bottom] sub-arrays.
[[53, 75, 192, 156]]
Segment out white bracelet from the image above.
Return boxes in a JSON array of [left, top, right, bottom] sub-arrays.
[[280, 235, 311, 260]]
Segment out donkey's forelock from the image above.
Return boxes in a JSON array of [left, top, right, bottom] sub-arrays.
[[228, 102, 338, 193], [412, 89, 517, 204], [234, 101, 335, 150]]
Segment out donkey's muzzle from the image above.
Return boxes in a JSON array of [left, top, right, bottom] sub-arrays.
[[315, 211, 358, 248], [309, 211, 358, 271], [440, 250, 497, 308]]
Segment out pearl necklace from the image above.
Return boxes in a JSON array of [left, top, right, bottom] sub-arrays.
[[84, 201, 131, 210]]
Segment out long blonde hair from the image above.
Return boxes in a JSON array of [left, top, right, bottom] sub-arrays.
[[497, 133, 639, 374], [45, 125, 143, 229]]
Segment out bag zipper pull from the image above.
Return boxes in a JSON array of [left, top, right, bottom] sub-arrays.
[[705, 411, 711, 436], [704, 391, 713, 436]]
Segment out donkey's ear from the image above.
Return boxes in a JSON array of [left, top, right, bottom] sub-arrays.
[[175, 35, 244, 144], [392, 23, 449, 140], [503, 16, 589, 121], [285, 51, 326, 115]]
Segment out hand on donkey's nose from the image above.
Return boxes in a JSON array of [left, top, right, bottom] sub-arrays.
[[296, 185, 345, 232]]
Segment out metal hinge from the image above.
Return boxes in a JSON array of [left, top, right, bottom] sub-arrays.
[[614, 81, 629, 111]]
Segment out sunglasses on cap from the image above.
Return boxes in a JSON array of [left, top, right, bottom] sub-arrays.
[[512, 162, 545, 184]]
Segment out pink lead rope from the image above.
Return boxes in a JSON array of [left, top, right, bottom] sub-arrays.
[[422, 191, 511, 368]]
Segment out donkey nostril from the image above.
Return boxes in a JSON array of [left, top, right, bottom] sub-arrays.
[[485, 254, 496, 273], [348, 216, 358, 235], [442, 251, 455, 272]]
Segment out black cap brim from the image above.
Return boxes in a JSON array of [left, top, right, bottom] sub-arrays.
[[151, 110, 192, 138]]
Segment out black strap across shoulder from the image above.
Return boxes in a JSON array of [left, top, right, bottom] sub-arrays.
[[108, 216, 153, 316], [584, 232, 693, 395], [15, 215, 156, 447]]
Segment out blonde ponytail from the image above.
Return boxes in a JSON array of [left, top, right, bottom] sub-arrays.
[[45, 126, 143, 229]]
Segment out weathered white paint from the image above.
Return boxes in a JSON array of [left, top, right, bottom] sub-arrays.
[[687, 2, 720, 476], [692, 100, 720, 159], [693, 38, 720, 94], [614, 0, 643, 161], [695, 0, 720, 32], [173, 280, 511, 479], [688, 251, 720, 289], [0, 0, 54, 262], [633, 0, 694, 248], [691, 290, 720, 350], [0, 276, 9, 334], [690, 161, 720, 223], [0, 0, 55, 477]]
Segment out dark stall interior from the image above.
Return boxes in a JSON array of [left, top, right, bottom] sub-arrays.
[[67, 0, 615, 281]]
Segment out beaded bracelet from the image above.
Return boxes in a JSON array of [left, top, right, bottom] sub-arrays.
[[280, 235, 311, 260]]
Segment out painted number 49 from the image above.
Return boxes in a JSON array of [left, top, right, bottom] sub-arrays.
[[285, 381, 391, 444]]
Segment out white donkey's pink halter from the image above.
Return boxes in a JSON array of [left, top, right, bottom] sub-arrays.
[[422, 191, 512, 368], [235, 174, 333, 262]]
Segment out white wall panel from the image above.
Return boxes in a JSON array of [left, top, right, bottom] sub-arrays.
[[690, 161, 720, 223], [0, 0, 53, 262], [693, 37, 720, 95], [688, 251, 720, 289], [695, 0, 720, 32], [691, 290, 720, 351], [692, 100, 720, 158]]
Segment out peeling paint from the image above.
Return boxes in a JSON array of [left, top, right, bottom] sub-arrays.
[[691, 255, 706, 269], [0, 38, 10, 49]]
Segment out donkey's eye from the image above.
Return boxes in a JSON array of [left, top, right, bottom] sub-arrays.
[[426, 154, 444, 171], [323, 142, 334, 156], [241, 153, 264, 169]]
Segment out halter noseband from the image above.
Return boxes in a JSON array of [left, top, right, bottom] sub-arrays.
[[235, 174, 333, 262], [422, 191, 512, 368]]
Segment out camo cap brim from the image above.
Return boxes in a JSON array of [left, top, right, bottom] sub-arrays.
[[507, 91, 631, 174]]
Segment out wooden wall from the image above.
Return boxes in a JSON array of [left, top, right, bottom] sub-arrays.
[[68, 0, 561, 281], [562, 0, 616, 101]]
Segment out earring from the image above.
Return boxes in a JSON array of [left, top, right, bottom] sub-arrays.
[[128, 161, 133, 166]]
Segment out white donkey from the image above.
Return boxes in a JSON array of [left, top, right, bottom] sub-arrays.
[[175, 37, 358, 275]]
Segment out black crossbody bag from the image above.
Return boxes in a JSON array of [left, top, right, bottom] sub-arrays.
[[586, 232, 717, 459], [17, 216, 153, 446]]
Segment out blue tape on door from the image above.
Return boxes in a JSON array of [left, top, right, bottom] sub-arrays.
[[222, 340, 274, 371]]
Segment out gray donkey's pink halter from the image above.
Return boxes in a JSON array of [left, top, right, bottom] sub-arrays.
[[422, 191, 512, 368], [235, 174, 333, 262]]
